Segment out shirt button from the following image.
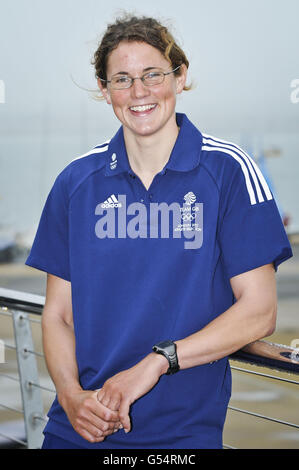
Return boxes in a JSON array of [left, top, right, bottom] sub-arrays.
[[149, 194, 153, 200], [140, 198, 144, 203]]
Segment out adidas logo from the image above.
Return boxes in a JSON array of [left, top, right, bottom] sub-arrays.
[[101, 194, 122, 208]]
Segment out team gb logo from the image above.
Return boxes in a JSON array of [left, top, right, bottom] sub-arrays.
[[184, 191, 197, 206]]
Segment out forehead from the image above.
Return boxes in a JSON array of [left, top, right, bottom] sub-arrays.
[[106, 41, 170, 74]]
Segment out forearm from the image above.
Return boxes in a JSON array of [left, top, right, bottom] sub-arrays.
[[175, 295, 276, 371], [42, 312, 82, 403], [42, 308, 122, 442]]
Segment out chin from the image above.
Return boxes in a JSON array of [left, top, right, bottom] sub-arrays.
[[127, 122, 161, 137], [135, 126, 159, 137]]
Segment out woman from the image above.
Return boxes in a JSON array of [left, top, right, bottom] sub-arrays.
[[26, 14, 293, 449]]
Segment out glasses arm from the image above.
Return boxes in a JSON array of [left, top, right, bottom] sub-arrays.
[[163, 64, 182, 76], [98, 77, 111, 84]]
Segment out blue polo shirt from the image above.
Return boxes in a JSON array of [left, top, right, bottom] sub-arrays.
[[25, 113, 292, 449]]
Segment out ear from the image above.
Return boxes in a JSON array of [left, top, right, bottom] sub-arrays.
[[97, 78, 112, 105], [175, 63, 188, 95]]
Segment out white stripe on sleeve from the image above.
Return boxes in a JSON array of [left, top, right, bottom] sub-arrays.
[[71, 140, 111, 162], [202, 134, 273, 203]]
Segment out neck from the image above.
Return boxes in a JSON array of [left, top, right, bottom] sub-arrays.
[[123, 115, 179, 189]]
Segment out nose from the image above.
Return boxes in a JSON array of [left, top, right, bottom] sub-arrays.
[[131, 77, 150, 99]]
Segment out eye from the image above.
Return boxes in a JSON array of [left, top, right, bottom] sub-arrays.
[[145, 71, 162, 79], [114, 76, 131, 84]]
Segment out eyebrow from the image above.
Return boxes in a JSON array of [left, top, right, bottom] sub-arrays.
[[112, 67, 161, 76]]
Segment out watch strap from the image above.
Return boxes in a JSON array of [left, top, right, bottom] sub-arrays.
[[152, 340, 180, 375]]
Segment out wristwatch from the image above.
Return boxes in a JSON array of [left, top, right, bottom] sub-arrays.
[[152, 340, 180, 375]]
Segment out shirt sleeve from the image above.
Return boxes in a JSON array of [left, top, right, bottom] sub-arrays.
[[25, 171, 71, 282], [218, 164, 293, 279]]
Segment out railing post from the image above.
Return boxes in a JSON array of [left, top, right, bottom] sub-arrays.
[[12, 310, 44, 449]]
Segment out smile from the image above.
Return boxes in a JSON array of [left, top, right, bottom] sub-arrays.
[[129, 104, 157, 113]]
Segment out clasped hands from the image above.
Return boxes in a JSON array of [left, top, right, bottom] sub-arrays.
[[60, 352, 168, 443]]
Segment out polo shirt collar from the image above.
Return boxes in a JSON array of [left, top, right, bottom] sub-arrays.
[[104, 112, 202, 177]]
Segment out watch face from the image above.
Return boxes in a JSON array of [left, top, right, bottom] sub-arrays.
[[157, 340, 174, 349], [155, 340, 176, 355]]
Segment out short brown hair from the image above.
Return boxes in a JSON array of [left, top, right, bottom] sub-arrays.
[[91, 12, 192, 97]]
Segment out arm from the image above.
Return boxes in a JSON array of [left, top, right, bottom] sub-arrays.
[[97, 263, 277, 432], [42, 273, 121, 443], [174, 262, 277, 368]]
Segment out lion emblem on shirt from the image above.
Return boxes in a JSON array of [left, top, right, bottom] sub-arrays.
[[184, 192, 197, 206]]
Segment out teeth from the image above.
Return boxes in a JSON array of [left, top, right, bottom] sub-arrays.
[[130, 104, 156, 112]]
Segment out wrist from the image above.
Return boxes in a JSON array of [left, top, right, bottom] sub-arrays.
[[147, 352, 169, 376], [57, 383, 83, 407]]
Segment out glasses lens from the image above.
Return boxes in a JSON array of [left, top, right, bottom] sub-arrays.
[[111, 76, 132, 89], [143, 71, 164, 86]]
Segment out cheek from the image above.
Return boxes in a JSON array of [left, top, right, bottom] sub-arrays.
[[159, 82, 177, 101], [160, 87, 177, 107], [110, 91, 130, 110]]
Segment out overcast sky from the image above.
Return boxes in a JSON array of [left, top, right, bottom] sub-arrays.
[[0, 0, 298, 136]]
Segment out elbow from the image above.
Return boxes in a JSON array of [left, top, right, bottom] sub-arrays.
[[264, 320, 276, 337], [261, 304, 277, 338]]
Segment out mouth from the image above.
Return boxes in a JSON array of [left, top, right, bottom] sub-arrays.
[[129, 103, 157, 116]]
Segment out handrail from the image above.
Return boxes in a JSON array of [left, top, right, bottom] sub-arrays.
[[1, 286, 299, 375], [0, 287, 44, 314], [230, 341, 299, 375]]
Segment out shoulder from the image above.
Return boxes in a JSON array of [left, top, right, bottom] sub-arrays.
[[54, 139, 111, 199], [70, 140, 111, 166], [200, 132, 251, 176], [199, 132, 272, 205]]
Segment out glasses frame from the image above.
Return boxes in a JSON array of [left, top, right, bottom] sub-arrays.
[[99, 65, 181, 90]]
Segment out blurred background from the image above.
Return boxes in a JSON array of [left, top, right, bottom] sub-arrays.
[[0, 0, 298, 449]]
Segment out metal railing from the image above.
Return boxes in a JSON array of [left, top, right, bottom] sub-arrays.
[[0, 286, 299, 449]]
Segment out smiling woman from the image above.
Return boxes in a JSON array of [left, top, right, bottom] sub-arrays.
[[97, 41, 187, 150], [25, 11, 293, 450], [93, 15, 191, 163]]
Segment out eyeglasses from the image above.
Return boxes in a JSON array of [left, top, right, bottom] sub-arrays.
[[99, 65, 181, 90]]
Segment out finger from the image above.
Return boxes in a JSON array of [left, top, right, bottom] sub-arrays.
[[93, 393, 120, 423], [99, 418, 122, 436], [106, 393, 121, 411], [86, 410, 115, 433], [79, 411, 120, 438], [75, 420, 105, 443], [77, 407, 110, 434], [98, 392, 111, 408], [81, 394, 118, 430], [118, 399, 131, 433], [96, 388, 104, 402], [96, 388, 121, 411], [96, 388, 110, 408]]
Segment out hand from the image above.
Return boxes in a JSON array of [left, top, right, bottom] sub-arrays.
[[96, 353, 169, 433], [58, 388, 122, 443]]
